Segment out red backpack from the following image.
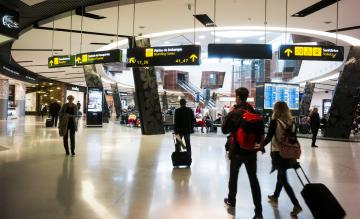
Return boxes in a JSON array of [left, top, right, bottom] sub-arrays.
[[233, 110, 265, 151]]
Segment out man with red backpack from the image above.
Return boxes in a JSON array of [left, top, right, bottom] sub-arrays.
[[222, 87, 264, 219]]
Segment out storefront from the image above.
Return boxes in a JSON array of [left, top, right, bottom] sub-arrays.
[[65, 85, 86, 113], [25, 82, 65, 115]]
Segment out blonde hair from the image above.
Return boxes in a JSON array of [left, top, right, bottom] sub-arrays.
[[272, 101, 292, 122]]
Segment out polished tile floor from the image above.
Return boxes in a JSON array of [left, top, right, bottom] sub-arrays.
[[0, 116, 359, 219]]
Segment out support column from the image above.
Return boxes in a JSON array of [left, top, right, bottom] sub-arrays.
[[130, 38, 164, 135], [299, 81, 315, 116], [0, 79, 9, 120], [15, 82, 26, 117], [325, 47, 360, 139]]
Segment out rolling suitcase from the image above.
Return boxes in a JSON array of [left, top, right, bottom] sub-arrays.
[[295, 166, 346, 219], [45, 118, 53, 127], [171, 134, 191, 168]]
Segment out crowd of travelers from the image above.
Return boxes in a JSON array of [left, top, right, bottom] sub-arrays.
[[173, 87, 306, 219], [40, 87, 344, 219]]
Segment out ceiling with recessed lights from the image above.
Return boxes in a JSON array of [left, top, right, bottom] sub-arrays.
[[4, 0, 360, 87]]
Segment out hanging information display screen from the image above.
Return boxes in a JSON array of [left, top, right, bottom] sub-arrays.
[[48, 55, 75, 68], [278, 45, 344, 61], [208, 44, 273, 59], [263, 83, 300, 110], [126, 45, 200, 67], [75, 49, 122, 66]]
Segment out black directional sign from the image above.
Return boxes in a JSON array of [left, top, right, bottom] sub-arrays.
[[126, 45, 201, 67], [278, 45, 344, 61], [75, 49, 122, 66], [208, 44, 273, 59], [48, 55, 75, 68]]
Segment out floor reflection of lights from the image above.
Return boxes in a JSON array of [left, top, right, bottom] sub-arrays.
[[0, 116, 360, 219]]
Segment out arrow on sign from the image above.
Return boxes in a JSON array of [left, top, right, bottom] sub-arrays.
[[189, 54, 198, 62], [129, 57, 136, 64], [49, 60, 53, 66], [284, 49, 293, 57]]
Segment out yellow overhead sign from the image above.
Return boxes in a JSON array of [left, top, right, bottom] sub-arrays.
[[279, 45, 344, 61]]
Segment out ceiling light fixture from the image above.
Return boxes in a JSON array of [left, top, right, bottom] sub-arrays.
[[99, 26, 360, 52], [194, 14, 216, 27]]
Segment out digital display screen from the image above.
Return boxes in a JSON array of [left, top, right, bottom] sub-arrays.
[[264, 83, 300, 110], [88, 89, 103, 112]]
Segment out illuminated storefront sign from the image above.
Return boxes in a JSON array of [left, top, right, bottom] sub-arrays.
[[0, 7, 20, 38]]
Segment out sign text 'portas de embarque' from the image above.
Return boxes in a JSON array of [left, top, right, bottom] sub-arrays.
[[48, 55, 75, 68], [75, 49, 122, 66], [279, 45, 344, 61], [126, 45, 201, 67]]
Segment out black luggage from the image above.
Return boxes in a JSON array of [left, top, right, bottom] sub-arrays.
[[171, 151, 191, 167], [295, 166, 346, 219], [171, 134, 191, 168], [45, 118, 53, 127]]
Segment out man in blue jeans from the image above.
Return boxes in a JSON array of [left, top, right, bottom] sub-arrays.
[[222, 87, 263, 219]]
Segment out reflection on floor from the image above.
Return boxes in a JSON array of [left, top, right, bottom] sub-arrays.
[[0, 116, 359, 219]]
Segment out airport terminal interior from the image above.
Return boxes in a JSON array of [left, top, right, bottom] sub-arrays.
[[1, 0, 360, 218]]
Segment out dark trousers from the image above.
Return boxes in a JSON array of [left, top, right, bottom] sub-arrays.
[[63, 127, 75, 154], [175, 134, 191, 156], [273, 167, 300, 206], [51, 114, 58, 127], [228, 154, 262, 215], [311, 128, 319, 145]]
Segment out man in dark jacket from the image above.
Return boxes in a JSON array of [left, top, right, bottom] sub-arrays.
[[174, 99, 196, 156], [310, 107, 320, 147], [222, 87, 263, 219], [49, 101, 61, 127]]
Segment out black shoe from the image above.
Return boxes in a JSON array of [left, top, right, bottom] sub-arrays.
[[268, 195, 278, 204], [71, 153, 75, 156], [311, 145, 319, 148], [290, 205, 302, 216], [224, 198, 235, 208], [65, 152, 70, 155]]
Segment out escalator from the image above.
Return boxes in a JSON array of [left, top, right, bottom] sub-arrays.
[[178, 80, 216, 108]]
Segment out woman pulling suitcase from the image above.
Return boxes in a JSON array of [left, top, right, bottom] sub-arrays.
[[262, 101, 302, 217]]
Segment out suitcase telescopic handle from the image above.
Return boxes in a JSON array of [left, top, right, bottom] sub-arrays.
[[172, 133, 177, 145], [294, 165, 311, 187]]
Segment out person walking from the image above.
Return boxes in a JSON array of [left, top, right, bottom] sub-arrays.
[[58, 95, 78, 156], [222, 87, 263, 219], [174, 99, 196, 157], [262, 101, 302, 217], [41, 104, 47, 118], [76, 101, 81, 112], [49, 101, 61, 127], [310, 107, 320, 147]]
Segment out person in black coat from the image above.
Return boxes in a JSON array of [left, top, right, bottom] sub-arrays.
[[49, 101, 61, 127], [174, 99, 196, 156], [310, 107, 320, 147], [222, 87, 263, 219]]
